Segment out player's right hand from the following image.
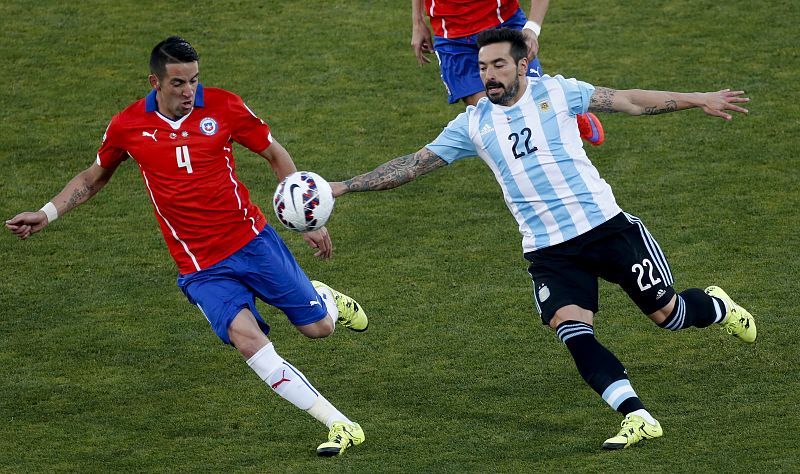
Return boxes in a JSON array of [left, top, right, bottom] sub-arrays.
[[5, 211, 49, 240]]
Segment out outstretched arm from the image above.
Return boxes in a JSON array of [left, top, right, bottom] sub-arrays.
[[589, 87, 749, 120], [330, 147, 447, 197], [5, 162, 117, 240]]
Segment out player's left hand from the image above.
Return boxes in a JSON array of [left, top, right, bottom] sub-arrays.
[[700, 89, 750, 120], [521, 29, 540, 62], [303, 226, 333, 260]]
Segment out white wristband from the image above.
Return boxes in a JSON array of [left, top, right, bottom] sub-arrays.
[[523, 20, 542, 37], [40, 202, 58, 223]]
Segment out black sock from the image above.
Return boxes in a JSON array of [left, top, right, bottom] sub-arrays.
[[659, 288, 725, 330], [556, 321, 645, 414]]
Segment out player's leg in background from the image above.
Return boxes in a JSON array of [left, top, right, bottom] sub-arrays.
[[237, 225, 368, 337], [652, 288, 757, 343], [433, 36, 486, 106], [614, 213, 756, 342]]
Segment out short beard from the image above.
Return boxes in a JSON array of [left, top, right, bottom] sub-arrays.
[[486, 77, 520, 106]]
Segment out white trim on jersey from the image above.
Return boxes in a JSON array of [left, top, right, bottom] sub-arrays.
[[140, 168, 201, 271], [224, 156, 259, 235], [156, 109, 193, 130], [494, 0, 503, 23]]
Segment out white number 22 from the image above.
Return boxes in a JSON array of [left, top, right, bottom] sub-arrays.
[[631, 258, 662, 291], [175, 145, 193, 174]]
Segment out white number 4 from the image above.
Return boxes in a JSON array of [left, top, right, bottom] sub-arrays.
[[175, 145, 193, 174], [631, 258, 662, 291]]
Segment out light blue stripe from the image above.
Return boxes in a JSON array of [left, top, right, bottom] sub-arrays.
[[478, 103, 550, 248], [512, 87, 579, 240], [538, 124, 604, 236], [601, 380, 636, 410], [543, 77, 607, 231], [608, 388, 636, 410]]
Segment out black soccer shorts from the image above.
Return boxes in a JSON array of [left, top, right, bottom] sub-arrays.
[[524, 212, 676, 325]]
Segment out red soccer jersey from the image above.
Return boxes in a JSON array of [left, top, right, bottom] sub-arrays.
[[425, 0, 520, 38], [96, 85, 271, 274]]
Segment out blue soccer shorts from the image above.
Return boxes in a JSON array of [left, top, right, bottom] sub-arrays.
[[176, 225, 328, 344], [433, 8, 544, 104]]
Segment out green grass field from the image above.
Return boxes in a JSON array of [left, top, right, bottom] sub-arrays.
[[1, 0, 798, 472]]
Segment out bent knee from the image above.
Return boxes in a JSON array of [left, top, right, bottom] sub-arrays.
[[548, 304, 594, 330], [297, 317, 334, 338], [648, 294, 677, 325]]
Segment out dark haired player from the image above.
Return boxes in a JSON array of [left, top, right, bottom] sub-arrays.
[[332, 28, 754, 449], [6, 36, 367, 457]]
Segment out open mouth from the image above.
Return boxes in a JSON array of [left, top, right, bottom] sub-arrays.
[[486, 83, 504, 95]]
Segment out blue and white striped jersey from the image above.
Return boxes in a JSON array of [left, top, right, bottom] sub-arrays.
[[426, 75, 622, 253]]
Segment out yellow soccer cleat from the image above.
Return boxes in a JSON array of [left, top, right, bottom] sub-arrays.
[[705, 286, 756, 343], [312, 280, 368, 332], [602, 414, 663, 450], [316, 421, 365, 457]]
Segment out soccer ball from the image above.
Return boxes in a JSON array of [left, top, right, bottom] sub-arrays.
[[272, 171, 335, 232]]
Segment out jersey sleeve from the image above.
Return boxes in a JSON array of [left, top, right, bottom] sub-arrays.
[[424, 111, 476, 164], [96, 115, 130, 168], [227, 94, 272, 153], [553, 75, 596, 116]]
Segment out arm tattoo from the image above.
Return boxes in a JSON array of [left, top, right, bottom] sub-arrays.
[[589, 87, 616, 113], [345, 148, 446, 192], [66, 182, 98, 211], [644, 100, 678, 115]]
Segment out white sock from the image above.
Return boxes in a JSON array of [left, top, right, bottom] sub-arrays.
[[316, 286, 339, 323], [712, 296, 730, 324], [308, 396, 352, 428], [246, 343, 349, 426], [630, 409, 658, 425], [247, 343, 319, 410]]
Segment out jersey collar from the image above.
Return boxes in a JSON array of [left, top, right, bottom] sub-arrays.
[[145, 83, 205, 113]]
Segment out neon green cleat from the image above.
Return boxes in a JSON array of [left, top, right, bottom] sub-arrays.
[[602, 414, 663, 450], [705, 286, 756, 343], [316, 421, 365, 457], [311, 280, 368, 332]]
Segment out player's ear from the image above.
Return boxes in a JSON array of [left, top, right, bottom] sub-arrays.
[[518, 57, 528, 77], [148, 74, 160, 90]]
